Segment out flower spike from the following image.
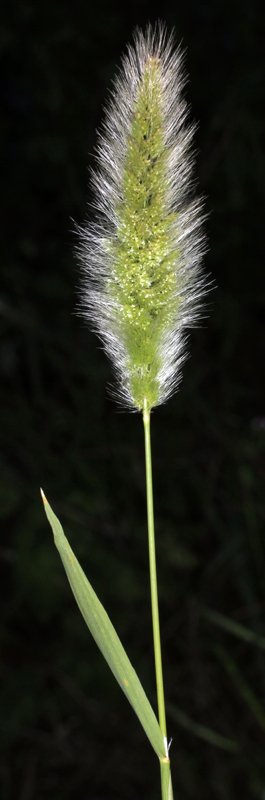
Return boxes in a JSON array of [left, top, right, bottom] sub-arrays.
[[77, 24, 207, 411]]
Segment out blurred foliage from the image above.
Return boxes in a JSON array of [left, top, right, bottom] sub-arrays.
[[1, 1, 265, 799]]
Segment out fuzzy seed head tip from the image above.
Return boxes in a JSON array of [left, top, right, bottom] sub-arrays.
[[77, 23, 208, 412]]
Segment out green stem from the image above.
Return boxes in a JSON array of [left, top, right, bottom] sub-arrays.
[[160, 759, 174, 800], [143, 399, 173, 799]]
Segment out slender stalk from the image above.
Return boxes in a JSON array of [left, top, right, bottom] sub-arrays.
[[143, 399, 173, 799], [160, 758, 174, 800]]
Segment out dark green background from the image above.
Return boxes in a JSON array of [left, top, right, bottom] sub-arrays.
[[1, 1, 265, 798]]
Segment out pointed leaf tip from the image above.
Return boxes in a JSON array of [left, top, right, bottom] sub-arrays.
[[40, 490, 65, 550]]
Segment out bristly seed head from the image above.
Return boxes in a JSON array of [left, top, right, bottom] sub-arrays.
[[76, 24, 207, 412]]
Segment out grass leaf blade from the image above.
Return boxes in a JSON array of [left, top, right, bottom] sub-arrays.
[[41, 490, 165, 759], [202, 606, 265, 652]]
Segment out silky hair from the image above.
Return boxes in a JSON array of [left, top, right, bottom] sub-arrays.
[[76, 24, 207, 411]]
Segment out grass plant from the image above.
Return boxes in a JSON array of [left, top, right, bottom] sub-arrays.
[[42, 24, 207, 800]]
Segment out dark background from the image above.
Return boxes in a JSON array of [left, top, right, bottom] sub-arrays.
[[1, 1, 265, 798]]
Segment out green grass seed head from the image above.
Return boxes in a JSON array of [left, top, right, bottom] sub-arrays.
[[77, 25, 207, 411]]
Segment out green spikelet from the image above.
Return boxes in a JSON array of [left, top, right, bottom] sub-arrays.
[[108, 57, 179, 410]]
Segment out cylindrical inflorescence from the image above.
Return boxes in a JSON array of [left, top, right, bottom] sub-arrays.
[[77, 25, 207, 411]]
